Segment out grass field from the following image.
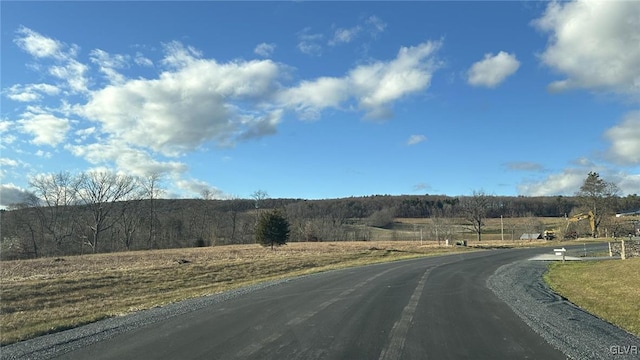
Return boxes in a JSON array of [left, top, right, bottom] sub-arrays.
[[0, 241, 476, 345], [544, 258, 640, 337]]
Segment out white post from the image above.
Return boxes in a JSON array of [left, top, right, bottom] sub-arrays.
[[608, 242, 612, 257], [501, 215, 504, 241], [621, 240, 626, 260]]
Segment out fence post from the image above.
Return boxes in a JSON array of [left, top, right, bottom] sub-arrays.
[[608, 242, 612, 257], [621, 239, 626, 260]]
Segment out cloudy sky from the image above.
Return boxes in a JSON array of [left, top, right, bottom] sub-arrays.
[[1, 1, 639, 206]]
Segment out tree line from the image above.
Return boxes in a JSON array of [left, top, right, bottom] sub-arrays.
[[1, 170, 638, 259]]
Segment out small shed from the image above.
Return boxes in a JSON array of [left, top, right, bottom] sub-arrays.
[[520, 233, 542, 240]]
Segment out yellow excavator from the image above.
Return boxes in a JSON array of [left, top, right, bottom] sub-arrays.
[[565, 211, 596, 238]]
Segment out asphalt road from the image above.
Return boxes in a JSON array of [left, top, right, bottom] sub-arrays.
[[47, 247, 571, 360]]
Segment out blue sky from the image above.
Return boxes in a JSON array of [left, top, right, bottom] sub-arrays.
[[1, 1, 639, 205]]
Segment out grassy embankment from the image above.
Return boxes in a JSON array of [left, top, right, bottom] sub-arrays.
[[0, 241, 476, 345], [545, 258, 640, 337]]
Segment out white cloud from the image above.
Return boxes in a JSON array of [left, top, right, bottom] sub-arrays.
[[279, 77, 350, 120], [49, 59, 89, 93], [407, 135, 426, 146], [35, 150, 52, 158], [0, 135, 16, 147], [18, 111, 70, 146], [366, 15, 387, 34], [572, 157, 594, 167], [90, 49, 129, 85], [14, 26, 90, 94], [161, 40, 203, 69], [80, 44, 282, 156], [0, 120, 11, 133], [297, 28, 324, 56], [533, 0, 640, 97], [5, 83, 61, 102], [14, 26, 64, 59], [329, 26, 361, 46], [74, 127, 96, 143], [517, 168, 589, 196], [254, 42, 276, 57], [614, 173, 640, 195], [176, 179, 228, 199], [282, 40, 442, 120], [298, 42, 322, 57], [467, 51, 520, 88], [0, 158, 26, 181], [518, 167, 640, 196], [604, 111, 640, 165], [0, 158, 19, 167], [66, 140, 188, 178], [350, 40, 442, 118], [134, 52, 154, 67]]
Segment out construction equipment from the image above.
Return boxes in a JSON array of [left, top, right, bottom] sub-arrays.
[[565, 211, 595, 238], [543, 230, 556, 240]]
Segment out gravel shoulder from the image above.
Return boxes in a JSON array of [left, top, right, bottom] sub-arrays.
[[487, 260, 640, 360]]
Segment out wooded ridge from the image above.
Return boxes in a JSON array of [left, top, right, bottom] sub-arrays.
[[2, 193, 639, 260]]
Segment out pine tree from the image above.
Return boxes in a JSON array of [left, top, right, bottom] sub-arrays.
[[255, 210, 290, 250]]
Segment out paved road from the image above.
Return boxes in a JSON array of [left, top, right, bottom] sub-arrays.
[[47, 247, 570, 360]]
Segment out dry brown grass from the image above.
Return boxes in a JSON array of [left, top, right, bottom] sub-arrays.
[[544, 258, 640, 337], [0, 241, 475, 345]]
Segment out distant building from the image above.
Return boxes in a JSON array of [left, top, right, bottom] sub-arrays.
[[615, 209, 640, 217], [520, 233, 542, 240]]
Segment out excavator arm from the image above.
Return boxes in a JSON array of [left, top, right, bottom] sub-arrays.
[[566, 211, 596, 237]]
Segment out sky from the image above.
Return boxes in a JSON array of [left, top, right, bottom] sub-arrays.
[[1, 0, 639, 206]]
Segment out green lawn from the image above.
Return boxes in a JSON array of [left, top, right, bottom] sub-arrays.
[[544, 258, 640, 337]]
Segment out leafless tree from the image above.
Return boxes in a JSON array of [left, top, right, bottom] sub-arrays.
[[139, 172, 165, 249], [461, 190, 489, 242], [77, 171, 137, 252], [28, 171, 82, 254], [115, 183, 146, 251], [251, 190, 269, 211]]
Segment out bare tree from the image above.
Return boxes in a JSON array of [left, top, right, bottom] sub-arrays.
[[251, 190, 269, 212], [2, 202, 41, 259], [460, 190, 489, 242], [77, 171, 137, 253], [115, 183, 146, 251], [139, 172, 165, 249], [28, 171, 81, 254]]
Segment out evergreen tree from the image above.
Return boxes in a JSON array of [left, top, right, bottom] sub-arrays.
[[256, 209, 290, 250]]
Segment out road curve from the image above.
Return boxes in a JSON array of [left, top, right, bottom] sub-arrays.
[[27, 247, 570, 360]]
